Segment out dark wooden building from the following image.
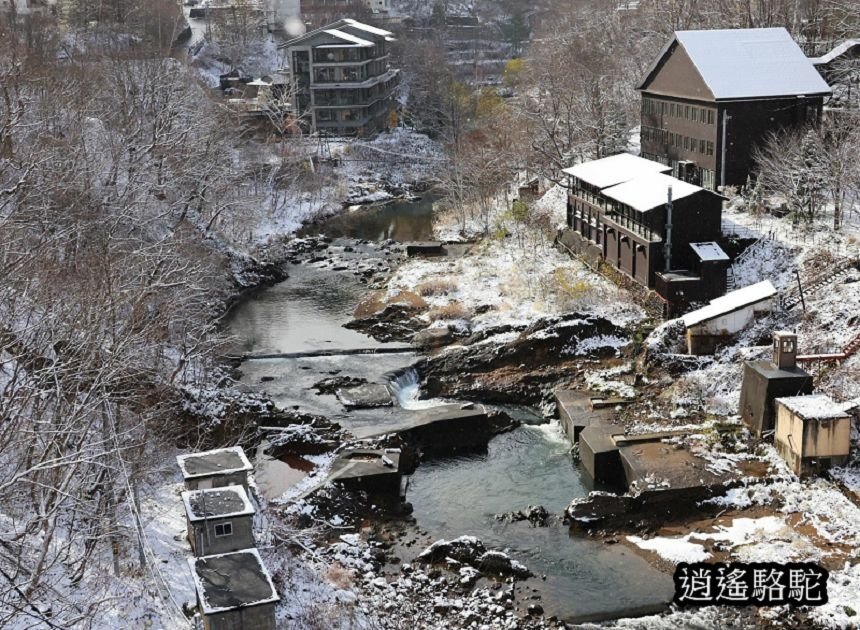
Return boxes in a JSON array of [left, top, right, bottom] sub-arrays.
[[560, 153, 726, 303], [638, 28, 831, 190]]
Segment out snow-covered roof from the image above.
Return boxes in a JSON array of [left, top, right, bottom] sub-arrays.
[[342, 18, 395, 41], [189, 548, 279, 615], [682, 280, 776, 328], [809, 40, 860, 65], [775, 394, 851, 420], [562, 153, 670, 190], [181, 485, 255, 523], [176, 446, 252, 480], [690, 241, 729, 262], [601, 172, 703, 212], [640, 28, 832, 100], [322, 29, 374, 47]]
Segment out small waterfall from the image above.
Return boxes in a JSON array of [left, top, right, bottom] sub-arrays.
[[387, 367, 443, 410]]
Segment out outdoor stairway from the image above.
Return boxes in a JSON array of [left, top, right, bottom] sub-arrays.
[[726, 236, 767, 292], [781, 255, 860, 310]]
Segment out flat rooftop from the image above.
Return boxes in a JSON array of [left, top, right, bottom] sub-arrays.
[[177, 446, 253, 480], [746, 360, 812, 381], [776, 394, 851, 420], [189, 549, 279, 615], [331, 448, 401, 481], [181, 485, 255, 522], [620, 441, 735, 496]]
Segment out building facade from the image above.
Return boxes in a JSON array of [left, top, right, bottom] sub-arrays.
[[283, 18, 399, 136], [637, 28, 831, 190], [176, 446, 253, 491], [774, 395, 851, 477], [560, 153, 724, 297], [182, 485, 256, 557]]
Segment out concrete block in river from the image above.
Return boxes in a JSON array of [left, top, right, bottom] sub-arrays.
[[579, 424, 626, 487], [555, 389, 621, 442], [350, 404, 511, 455], [331, 448, 403, 495], [336, 383, 393, 409]]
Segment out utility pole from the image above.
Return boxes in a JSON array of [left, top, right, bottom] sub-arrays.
[[664, 185, 673, 272], [720, 109, 731, 190]]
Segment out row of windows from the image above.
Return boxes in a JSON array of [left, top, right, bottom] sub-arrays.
[[642, 97, 715, 125], [642, 126, 714, 156]]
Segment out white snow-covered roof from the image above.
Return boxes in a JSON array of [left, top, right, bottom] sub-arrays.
[[181, 485, 255, 522], [690, 241, 729, 262], [775, 394, 851, 420], [682, 280, 776, 328], [641, 28, 831, 99], [809, 39, 860, 65], [322, 29, 374, 47], [342, 18, 395, 40], [602, 172, 703, 212], [562, 153, 670, 190], [189, 548, 279, 615], [176, 446, 253, 480]]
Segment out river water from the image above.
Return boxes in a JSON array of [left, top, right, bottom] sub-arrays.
[[300, 194, 439, 242], [226, 201, 673, 623]]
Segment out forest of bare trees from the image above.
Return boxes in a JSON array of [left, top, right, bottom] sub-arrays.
[[0, 6, 281, 625]]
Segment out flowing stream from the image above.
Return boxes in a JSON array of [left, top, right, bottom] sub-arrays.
[[225, 200, 673, 623]]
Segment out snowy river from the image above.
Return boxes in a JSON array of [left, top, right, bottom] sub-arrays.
[[224, 201, 673, 623]]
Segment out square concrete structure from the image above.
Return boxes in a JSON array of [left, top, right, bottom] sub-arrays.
[[182, 485, 256, 557], [775, 395, 851, 477], [555, 389, 629, 442], [739, 331, 813, 437], [618, 440, 738, 511], [330, 448, 403, 495], [739, 361, 814, 436], [578, 424, 627, 487], [189, 549, 279, 630], [177, 447, 253, 491], [772, 330, 798, 369]]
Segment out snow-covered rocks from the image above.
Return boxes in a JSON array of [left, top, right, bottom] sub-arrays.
[[416, 536, 533, 579]]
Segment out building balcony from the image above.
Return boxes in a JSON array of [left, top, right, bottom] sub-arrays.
[[310, 69, 399, 90]]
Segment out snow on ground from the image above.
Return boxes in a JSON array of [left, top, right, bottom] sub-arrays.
[[57, 470, 197, 630], [387, 187, 645, 332], [584, 363, 637, 398], [386, 234, 644, 332], [628, 516, 806, 565]]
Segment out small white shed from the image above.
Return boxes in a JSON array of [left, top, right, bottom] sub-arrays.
[[682, 280, 776, 354]]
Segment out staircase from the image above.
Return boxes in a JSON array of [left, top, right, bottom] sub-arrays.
[[726, 236, 767, 292], [781, 255, 860, 310], [726, 267, 737, 292]]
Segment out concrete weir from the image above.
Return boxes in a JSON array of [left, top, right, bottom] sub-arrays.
[[350, 404, 506, 455], [568, 431, 750, 528], [555, 389, 632, 441], [330, 448, 404, 495]]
